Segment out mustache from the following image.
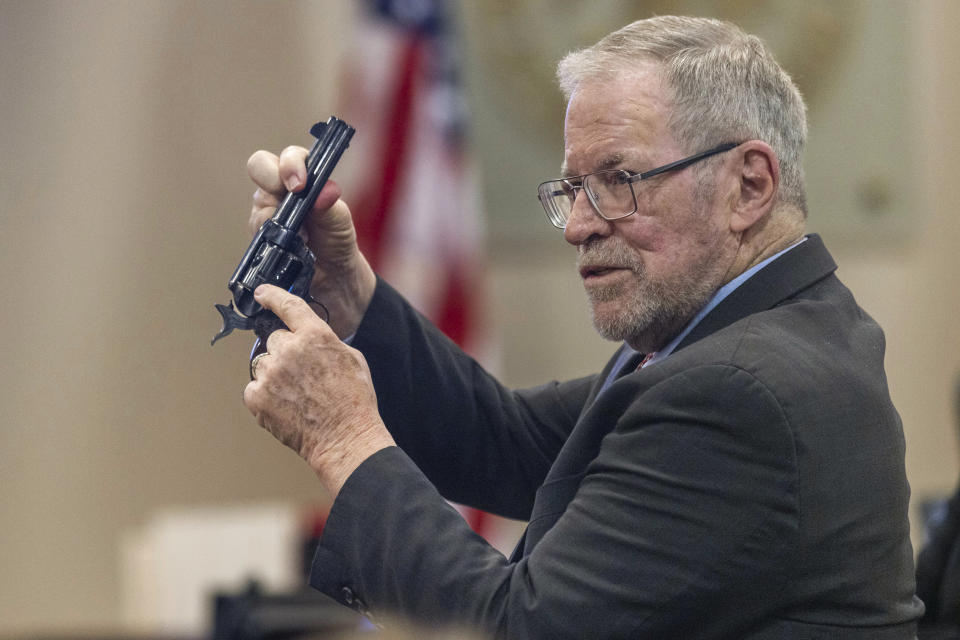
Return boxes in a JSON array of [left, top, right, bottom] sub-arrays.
[[576, 238, 643, 272]]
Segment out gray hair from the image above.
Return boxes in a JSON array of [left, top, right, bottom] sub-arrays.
[[557, 16, 808, 214]]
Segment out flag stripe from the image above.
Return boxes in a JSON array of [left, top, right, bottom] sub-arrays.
[[341, 0, 496, 543], [355, 36, 423, 269]]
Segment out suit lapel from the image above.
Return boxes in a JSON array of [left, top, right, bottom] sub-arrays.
[[582, 345, 644, 411]]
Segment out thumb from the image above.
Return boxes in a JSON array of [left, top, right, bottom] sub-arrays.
[[310, 179, 345, 227], [305, 192, 360, 260]]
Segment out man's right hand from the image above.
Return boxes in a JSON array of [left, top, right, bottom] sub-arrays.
[[247, 145, 377, 339]]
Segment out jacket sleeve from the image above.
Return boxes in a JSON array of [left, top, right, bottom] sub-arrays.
[[310, 362, 800, 639], [350, 277, 596, 519]]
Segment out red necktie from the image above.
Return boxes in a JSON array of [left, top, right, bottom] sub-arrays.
[[637, 353, 655, 370]]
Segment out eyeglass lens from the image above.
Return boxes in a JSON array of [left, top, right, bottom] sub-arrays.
[[538, 170, 636, 227]]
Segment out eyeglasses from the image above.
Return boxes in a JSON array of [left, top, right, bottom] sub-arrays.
[[537, 142, 741, 229]]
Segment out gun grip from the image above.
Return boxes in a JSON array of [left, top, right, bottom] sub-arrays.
[[253, 310, 288, 344], [249, 310, 288, 364]]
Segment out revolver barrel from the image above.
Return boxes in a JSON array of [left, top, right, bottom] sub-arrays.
[[212, 116, 355, 346]]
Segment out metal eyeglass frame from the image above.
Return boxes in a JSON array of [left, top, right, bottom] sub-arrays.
[[537, 141, 742, 229]]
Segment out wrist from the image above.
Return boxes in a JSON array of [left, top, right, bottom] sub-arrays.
[[313, 256, 377, 339], [338, 257, 377, 337], [308, 423, 395, 499]]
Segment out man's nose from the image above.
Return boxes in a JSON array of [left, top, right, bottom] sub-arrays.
[[563, 189, 612, 246]]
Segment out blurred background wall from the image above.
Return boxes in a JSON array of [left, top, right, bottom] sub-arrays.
[[1, 0, 958, 635]]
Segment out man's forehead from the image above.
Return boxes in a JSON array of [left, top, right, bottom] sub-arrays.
[[564, 64, 669, 115], [561, 70, 674, 176], [561, 111, 664, 176]]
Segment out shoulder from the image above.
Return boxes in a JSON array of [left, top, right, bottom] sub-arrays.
[[668, 278, 888, 404]]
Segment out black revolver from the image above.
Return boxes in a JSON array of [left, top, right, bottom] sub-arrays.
[[211, 116, 356, 349]]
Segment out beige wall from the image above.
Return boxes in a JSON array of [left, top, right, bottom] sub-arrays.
[[0, 1, 354, 632], [1, 1, 958, 634]]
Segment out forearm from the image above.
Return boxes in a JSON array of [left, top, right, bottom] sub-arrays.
[[311, 447, 515, 626], [352, 278, 593, 517], [306, 419, 396, 499]]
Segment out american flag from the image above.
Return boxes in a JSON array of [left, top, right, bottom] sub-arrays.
[[337, 0, 493, 537]]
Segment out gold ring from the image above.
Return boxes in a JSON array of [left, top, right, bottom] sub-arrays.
[[250, 352, 270, 381]]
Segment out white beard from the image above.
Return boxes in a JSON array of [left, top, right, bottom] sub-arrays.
[[578, 236, 723, 353]]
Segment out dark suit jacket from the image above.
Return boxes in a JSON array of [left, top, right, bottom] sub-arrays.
[[310, 235, 924, 638]]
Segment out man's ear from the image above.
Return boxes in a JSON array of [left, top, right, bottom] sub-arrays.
[[729, 140, 779, 233]]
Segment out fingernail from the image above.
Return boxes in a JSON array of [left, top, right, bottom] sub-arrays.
[[254, 285, 266, 299], [286, 175, 302, 191]]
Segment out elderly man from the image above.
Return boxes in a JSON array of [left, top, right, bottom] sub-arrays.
[[242, 15, 923, 639]]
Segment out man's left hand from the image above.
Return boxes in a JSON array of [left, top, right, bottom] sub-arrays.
[[242, 284, 396, 498]]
